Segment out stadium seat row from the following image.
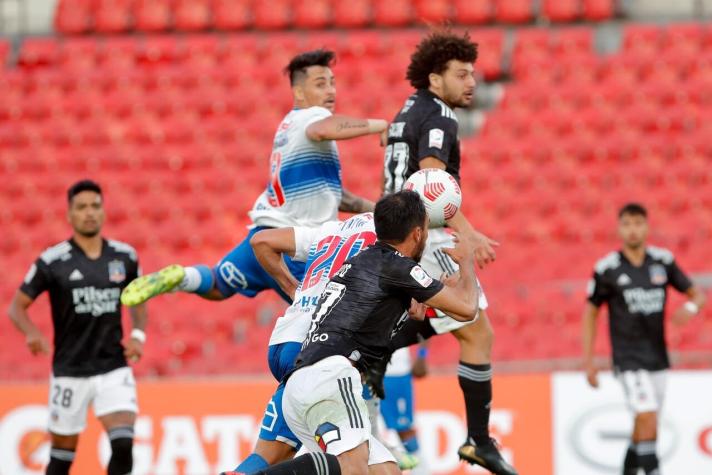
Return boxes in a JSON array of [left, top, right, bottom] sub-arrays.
[[54, 0, 616, 34]]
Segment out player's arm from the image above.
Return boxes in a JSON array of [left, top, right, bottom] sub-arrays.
[[250, 228, 300, 299], [8, 290, 50, 356], [339, 188, 375, 213], [306, 115, 388, 142], [417, 152, 498, 270], [124, 303, 148, 363], [582, 302, 601, 388], [672, 286, 707, 325]]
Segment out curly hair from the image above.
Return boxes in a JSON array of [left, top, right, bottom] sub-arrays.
[[284, 49, 335, 85], [406, 30, 478, 90]]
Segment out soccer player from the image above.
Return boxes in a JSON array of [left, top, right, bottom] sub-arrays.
[[583, 203, 706, 475], [7, 180, 147, 475], [381, 30, 516, 474], [229, 190, 480, 475], [120, 49, 387, 307]]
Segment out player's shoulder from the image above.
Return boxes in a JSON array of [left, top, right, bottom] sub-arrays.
[[593, 251, 622, 274], [646, 245, 675, 265], [39, 240, 73, 265], [292, 106, 331, 121], [106, 239, 138, 262], [339, 212, 375, 232]]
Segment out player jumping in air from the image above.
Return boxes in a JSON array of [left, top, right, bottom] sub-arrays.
[[120, 49, 387, 307], [583, 203, 706, 475]]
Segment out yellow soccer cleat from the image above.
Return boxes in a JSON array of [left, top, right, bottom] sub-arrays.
[[121, 264, 185, 306]]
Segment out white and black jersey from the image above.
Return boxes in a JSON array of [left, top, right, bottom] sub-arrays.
[[291, 242, 443, 375], [383, 89, 461, 194], [587, 246, 692, 372], [20, 238, 140, 377]]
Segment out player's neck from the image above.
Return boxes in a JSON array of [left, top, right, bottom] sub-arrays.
[[622, 245, 646, 266], [386, 240, 417, 260], [427, 86, 452, 108], [73, 233, 103, 259]]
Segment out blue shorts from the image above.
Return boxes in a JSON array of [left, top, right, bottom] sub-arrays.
[[380, 373, 415, 432], [258, 342, 303, 448], [214, 226, 306, 302]]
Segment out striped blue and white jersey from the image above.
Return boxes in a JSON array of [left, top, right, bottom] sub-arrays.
[[249, 106, 342, 228]]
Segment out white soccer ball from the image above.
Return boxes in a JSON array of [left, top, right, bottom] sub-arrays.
[[404, 168, 462, 228]]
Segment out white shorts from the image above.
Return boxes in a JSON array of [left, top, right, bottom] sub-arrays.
[[420, 228, 489, 334], [617, 369, 667, 414], [283, 356, 396, 466], [48, 366, 138, 435]]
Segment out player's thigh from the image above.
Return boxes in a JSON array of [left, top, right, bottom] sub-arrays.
[[380, 374, 414, 432], [267, 342, 302, 382], [48, 374, 93, 437], [259, 383, 302, 451], [214, 227, 305, 301], [618, 369, 662, 414], [284, 357, 371, 456], [93, 367, 138, 423]]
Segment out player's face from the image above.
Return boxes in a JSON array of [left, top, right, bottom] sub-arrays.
[[440, 60, 476, 108], [68, 191, 104, 237], [299, 66, 336, 112], [618, 213, 648, 249]]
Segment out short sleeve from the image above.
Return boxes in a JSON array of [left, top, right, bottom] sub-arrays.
[[587, 271, 612, 307], [384, 260, 444, 303], [667, 259, 692, 293], [293, 225, 325, 262], [416, 114, 458, 166], [303, 106, 332, 128], [19, 258, 51, 300]]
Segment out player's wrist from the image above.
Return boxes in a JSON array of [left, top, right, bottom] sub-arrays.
[[367, 119, 387, 134], [131, 328, 146, 343], [684, 301, 700, 315]]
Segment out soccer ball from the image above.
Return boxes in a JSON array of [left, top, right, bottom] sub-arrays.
[[404, 168, 462, 228]]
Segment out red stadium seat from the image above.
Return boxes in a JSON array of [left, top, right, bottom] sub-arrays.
[[415, 0, 451, 24], [54, 0, 92, 34], [253, 0, 291, 29], [134, 0, 173, 32], [542, 0, 580, 23], [372, 0, 413, 27], [18, 38, 60, 69], [332, 0, 371, 28], [582, 0, 614, 20], [494, 0, 533, 24], [453, 0, 492, 24], [0, 39, 9, 65], [174, 0, 212, 31], [212, 0, 251, 30], [474, 29, 505, 79], [293, 0, 332, 28], [94, 0, 134, 34]]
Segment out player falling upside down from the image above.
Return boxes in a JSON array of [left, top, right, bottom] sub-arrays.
[[225, 190, 480, 475], [381, 29, 516, 474], [121, 49, 388, 307]]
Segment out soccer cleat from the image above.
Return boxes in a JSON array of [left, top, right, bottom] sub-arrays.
[[120, 264, 185, 306], [458, 438, 518, 475], [396, 452, 420, 471]]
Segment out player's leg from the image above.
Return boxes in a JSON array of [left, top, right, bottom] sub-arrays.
[[380, 373, 420, 466], [46, 373, 92, 475], [94, 367, 139, 475], [121, 227, 305, 306]]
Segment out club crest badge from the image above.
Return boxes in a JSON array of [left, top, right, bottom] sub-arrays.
[[649, 264, 667, 285], [108, 260, 126, 283]]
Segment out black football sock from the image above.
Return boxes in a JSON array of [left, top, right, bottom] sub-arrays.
[[46, 448, 75, 475], [623, 443, 638, 474], [107, 426, 134, 475], [458, 361, 493, 446], [253, 452, 341, 475], [636, 440, 660, 475]]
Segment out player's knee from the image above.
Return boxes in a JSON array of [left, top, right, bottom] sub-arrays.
[[635, 412, 658, 440], [107, 427, 134, 475], [50, 433, 79, 450], [455, 315, 494, 354]]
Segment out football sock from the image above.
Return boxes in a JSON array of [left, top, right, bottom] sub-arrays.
[[252, 452, 341, 475], [402, 434, 420, 454], [458, 362, 493, 446], [623, 443, 638, 474], [46, 448, 75, 475], [636, 440, 659, 475], [107, 426, 134, 475], [236, 453, 269, 473], [179, 265, 214, 294]]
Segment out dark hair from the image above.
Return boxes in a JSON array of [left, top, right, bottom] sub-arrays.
[[407, 30, 478, 90], [284, 49, 335, 85], [68, 179, 102, 204], [618, 202, 648, 219], [375, 190, 427, 243]]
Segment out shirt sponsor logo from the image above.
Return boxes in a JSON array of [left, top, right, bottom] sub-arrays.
[[429, 128, 444, 149], [649, 264, 667, 285], [108, 260, 126, 283], [410, 266, 433, 288], [72, 286, 121, 317], [623, 287, 665, 315]]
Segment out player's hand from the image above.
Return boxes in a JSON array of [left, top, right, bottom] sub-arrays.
[[379, 127, 389, 147], [124, 338, 144, 363], [412, 357, 428, 378], [442, 233, 474, 265], [585, 362, 599, 388], [672, 305, 696, 326], [408, 299, 427, 321], [468, 230, 499, 269], [26, 330, 50, 356]]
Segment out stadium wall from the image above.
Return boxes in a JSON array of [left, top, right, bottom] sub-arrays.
[[1, 372, 711, 474]]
